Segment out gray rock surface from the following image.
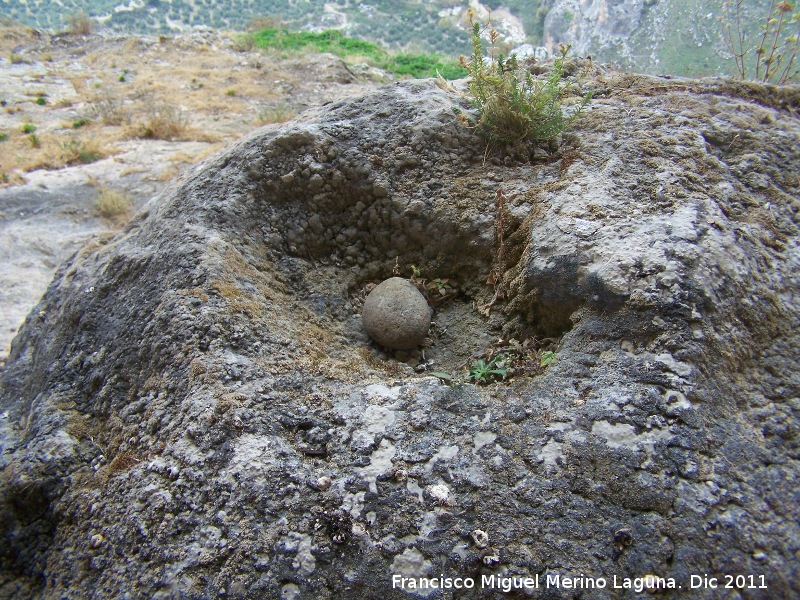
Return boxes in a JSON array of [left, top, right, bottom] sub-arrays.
[[362, 277, 432, 350], [1, 70, 799, 599]]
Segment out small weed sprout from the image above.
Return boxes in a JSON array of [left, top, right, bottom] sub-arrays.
[[21, 123, 36, 134], [433, 339, 558, 386], [459, 16, 590, 146], [540, 350, 557, 367], [35, 96, 46, 106], [468, 354, 509, 384]]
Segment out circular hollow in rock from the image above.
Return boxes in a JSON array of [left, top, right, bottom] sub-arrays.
[[362, 277, 432, 350]]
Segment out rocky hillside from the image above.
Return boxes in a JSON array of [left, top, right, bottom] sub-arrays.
[[4, 0, 781, 77], [1, 52, 799, 599], [0, 26, 384, 361]]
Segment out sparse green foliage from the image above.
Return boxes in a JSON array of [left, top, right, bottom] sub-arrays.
[[35, 96, 46, 106], [0, 132, 8, 142], [468, 354, 509, 384], [28, 133, 40, 148], [432, 337, 559, 387], [540, 350, 557, 367], [249, 27, 466, 79], [721, 0, 800, 83], [460, 20, 589, 145], [22, 123, 36, 134], [72, 118, 91, 129]]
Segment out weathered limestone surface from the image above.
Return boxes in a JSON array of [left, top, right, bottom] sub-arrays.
[[1, 72, 799, 598]]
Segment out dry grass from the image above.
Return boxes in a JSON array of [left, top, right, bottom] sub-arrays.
[[126, 104, 219, 142], [256, 104, 296, 125], [128, 104, 189, 140], [1, 29, 377, 190], [89, 95, 131, 126], [66, 12, 95, 36], [0, 130, 114, 178], [0, 24, 40, 53], [95, 186, 132, 218]]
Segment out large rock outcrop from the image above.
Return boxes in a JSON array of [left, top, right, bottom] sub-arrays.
[[1, 71, 799, 598]]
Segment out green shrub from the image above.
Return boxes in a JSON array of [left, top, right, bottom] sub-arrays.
[[66, 11, 95, 36], [380, 53, 466, 79], [72, 118, 91, 129], [0, 132, 8, 142], [721, 0, 799, 83], [252, 28, 378, 54], [35, 96, 46, 106], [22, 123, 36, 134], [460, 22, 590, 145]]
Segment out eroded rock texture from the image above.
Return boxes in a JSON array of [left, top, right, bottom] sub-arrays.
[[1, 73, 799, 599]]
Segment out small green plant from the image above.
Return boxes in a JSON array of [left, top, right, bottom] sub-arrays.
[[28, 133, 40, 148], [721, 0, 800, 83], [22, 123, 36, 134], [467, 354, 509, 384], [118, 74, 126, 82], [35, 96, 46, 106], [540, 350, 557, 367], [0, 132, 8, 142], [459, 18, 590, 145], [72, 118, 91, 129]]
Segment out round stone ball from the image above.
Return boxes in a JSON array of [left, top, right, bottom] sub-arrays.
[[362, 277, 432, 350]]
